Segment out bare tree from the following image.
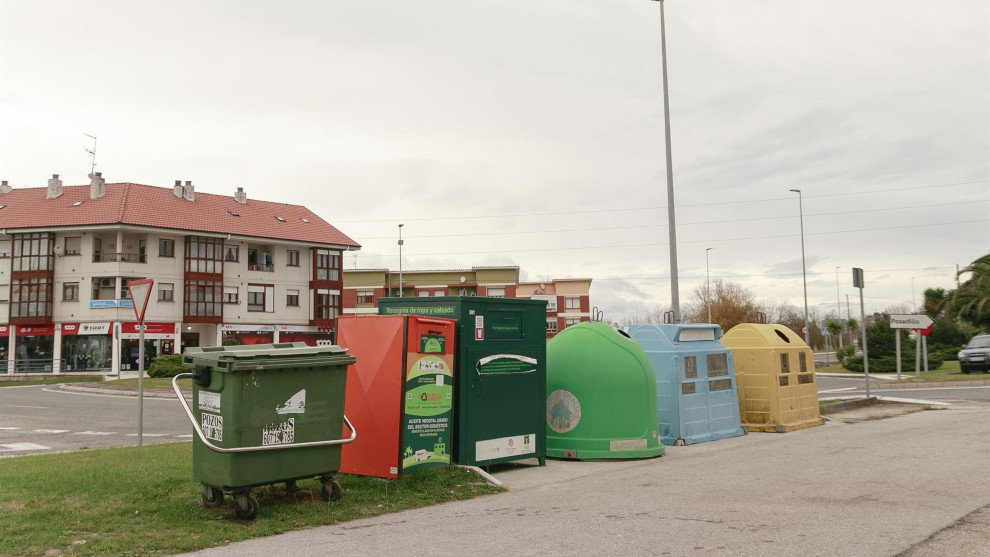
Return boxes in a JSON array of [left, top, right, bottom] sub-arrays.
[[684, 279, 761, 332], [616, 303, 672, 326]]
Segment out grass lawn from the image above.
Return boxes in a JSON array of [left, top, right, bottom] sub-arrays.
[[103, 377, 191, 393], [0, 442, 501, 556], [0, 375, 103, 387]]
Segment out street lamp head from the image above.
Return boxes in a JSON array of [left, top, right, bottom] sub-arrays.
[[789, 188, 801, 193], [706, 247, 713, 253], [398, 223, 404, 228]]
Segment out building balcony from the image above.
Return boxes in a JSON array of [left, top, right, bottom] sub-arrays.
[[247, 264, 274, 272], [93, 252, 146, 263]]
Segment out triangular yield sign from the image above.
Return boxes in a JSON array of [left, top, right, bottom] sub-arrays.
[[127, 278, 155, 324]]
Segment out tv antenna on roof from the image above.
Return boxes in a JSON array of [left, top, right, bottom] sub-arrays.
[[84, 134, 97, 177]]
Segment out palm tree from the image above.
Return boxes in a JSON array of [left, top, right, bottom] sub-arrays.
[[826, 320, 843, 348], [946, 254, 990, 329]]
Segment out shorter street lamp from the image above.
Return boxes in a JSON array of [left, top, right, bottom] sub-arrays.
[[398, 224, 404, 298], [789, 188, 810, 345], [706, 247, 713, 324]]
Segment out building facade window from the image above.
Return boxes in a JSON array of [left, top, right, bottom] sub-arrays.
[[564, 297, 581, 310], [287, 250, 300, 267], [159, 238, 175, 258], [314, 290, 339, 321], [487, 287, 505, 298], [418, 291, 430, 297], [63, 282, 79, 301], [63, 237, 81, 256], [314, 249, 340, 281], [184, 236, 223, 273], [0, 283, 8, 302], [223, 286, 239, 304], [546, 319, 558, 334], [12, 232, 55, 272], [184, 280, 222, 318], [159, 283, 174, 302], [10, 277, 53, 318], [434, 289, 445, 297], [564, 318, 581, 328], [286, 289, 299, 307], [356, 290, 375, 304], [247, 284, 274, 312], [224, 245, 239, 262]]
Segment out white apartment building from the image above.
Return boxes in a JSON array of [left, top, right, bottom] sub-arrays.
[[0, 174, 359, 375]]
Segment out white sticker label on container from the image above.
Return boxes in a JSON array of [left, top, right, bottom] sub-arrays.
[[276, 389, 306, 414], [609, 438, 647, 452], [201, 413, 223, 442], [198, 391, 221, 413], [475, 433, 536, 462], [262, 418, 295, 446]]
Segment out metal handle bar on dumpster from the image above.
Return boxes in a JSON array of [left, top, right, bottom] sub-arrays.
[[171, 373, 357, 454], [475, 354, 538, 376]]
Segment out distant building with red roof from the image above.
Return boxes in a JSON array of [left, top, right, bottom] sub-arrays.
[[0, 173, 359, 375]]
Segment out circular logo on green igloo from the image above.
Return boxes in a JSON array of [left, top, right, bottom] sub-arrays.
[[546, 389, 581, 434]]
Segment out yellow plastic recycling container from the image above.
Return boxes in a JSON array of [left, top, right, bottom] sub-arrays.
[[720, 324, 823, 433]]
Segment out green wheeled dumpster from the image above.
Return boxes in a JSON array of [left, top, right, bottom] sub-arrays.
[[172, 343, 357, 519], [378, 297, 547, 467]]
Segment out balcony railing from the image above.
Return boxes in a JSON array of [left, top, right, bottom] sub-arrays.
[[93, 252, 146, 263], [248, 264, 274, 272], [13, 359, 66, 373]]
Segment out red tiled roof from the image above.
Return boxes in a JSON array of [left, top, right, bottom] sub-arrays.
[[0, 183, 360, 248]]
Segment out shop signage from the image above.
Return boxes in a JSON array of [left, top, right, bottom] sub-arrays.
[[221, 324, 276, 332], [16, 325, 56, 336], [121, 322, 176, 339], [276, 324, 320, 332], [0, 325, 8, 335], [61, 323, 112, 336], [89, 299, 135, 309]]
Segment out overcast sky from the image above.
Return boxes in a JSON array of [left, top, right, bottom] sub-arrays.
[[2, 0, 987, 322]]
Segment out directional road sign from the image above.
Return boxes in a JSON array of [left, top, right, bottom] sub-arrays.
[[889, 314, 934, 330]]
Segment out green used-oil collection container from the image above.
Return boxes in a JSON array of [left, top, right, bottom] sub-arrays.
[[176, 343, 356, 519], [378, 297, 547, 467], [546, 322, 663, 459]]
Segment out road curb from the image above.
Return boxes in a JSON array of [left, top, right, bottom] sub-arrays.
[[57, 383, 181, 399]]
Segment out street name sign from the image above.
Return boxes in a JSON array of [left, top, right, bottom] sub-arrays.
[[890, 314, 934, 329]]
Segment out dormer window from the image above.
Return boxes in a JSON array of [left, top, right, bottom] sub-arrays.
[[275, 216, 286, 222], [228, 210, 240, 217], [301, 218, 310, 223], [72, 201, 83, 207]]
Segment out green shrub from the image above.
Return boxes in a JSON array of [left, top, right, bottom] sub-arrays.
[[836, 345, 856, 365], [844, 351, 945, 373], [222, 337, 241, 346], [147, 354, 187, 378]]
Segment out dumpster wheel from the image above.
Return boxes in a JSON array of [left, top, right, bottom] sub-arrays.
[[321, 477, 342, 502], [234, 492, 260, 520], [200, 484, 224, 508]]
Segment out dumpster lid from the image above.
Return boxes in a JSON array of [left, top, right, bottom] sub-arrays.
[[183, 342, 355, 366]]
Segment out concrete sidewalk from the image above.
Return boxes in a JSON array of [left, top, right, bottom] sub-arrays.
[[184, 401, 990, 556]]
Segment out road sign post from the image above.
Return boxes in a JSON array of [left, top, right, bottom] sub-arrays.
[[852, 268, 869, 398], [890, 315, 934, 379], [126, 278, 154, 446]]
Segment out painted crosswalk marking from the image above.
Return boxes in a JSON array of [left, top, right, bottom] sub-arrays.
[[0, 443, 50, 451], [0, 427, 21, 431], [75, 431, 117, 436], [34, 429, 71, 434], [176, 434, 193, 438]]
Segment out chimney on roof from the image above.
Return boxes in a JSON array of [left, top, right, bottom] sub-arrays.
[[183, 180, 195, 201], [173, 180, 183, 197], [46, 173, 64, 199], [0, 180, 10, 195], [234, 186, 247, 204], [89, 172, 105, 199]]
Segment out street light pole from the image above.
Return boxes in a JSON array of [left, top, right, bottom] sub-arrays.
[[789, 188, 810, 345], [706, 247, 713, 324], [652, 0, 680, 322], [398, 224, 404, 298], [835, 266, 842, 349]]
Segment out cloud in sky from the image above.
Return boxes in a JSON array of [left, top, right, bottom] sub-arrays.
[[1, 0, 987, 321]]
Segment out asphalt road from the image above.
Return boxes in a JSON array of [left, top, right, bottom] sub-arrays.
[[817, 375, 990, 403], [0, 385, 190, 456], [185, 394, 990, 556]]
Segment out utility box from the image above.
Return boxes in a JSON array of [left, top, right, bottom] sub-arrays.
[[176, 343, 356, 519], [720, 324, 823, 433], [624, 323, 745, 445], [336, 315, 457, 478], [545, 322, 663, 459], [378, 297, 547, 467]]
